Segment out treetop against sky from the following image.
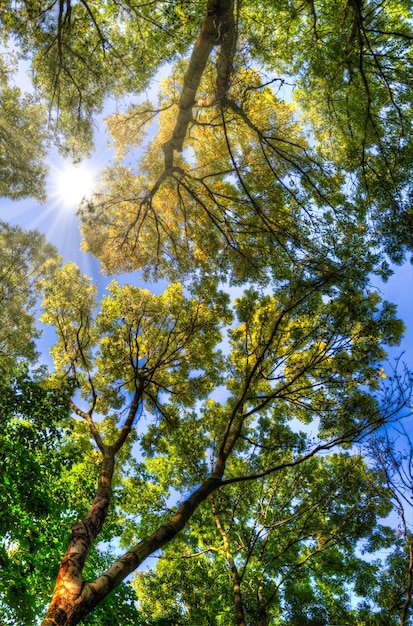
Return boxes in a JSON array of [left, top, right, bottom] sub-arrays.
[[1, 1, 413, 624]]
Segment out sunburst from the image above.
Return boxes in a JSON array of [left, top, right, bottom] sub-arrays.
[[49, 160, 97, 211]]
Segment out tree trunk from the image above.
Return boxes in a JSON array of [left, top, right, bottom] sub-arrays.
[[257, 585, 267, 626], [41, 451, 115, 625], [41, 476, 223, 625], [210, 493, 247, 626], [233, 571, 247, 626], [257, 605, 267, 626], [163, 0, 234, 170]]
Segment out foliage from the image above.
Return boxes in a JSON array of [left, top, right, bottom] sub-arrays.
[[37, 252, 408, 624], [0, 51, 48, 199], [133, 453, 393, 625], [0, 220, 57, 368], [80, 584, 142, 626], [1, 0, 203, 155], [363, 428, 413, 625], [0, 364, 71, 624], [0, 1, 412, 625], [79, 0, 413, 276]]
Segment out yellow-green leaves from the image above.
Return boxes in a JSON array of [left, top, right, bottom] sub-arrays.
[[41, 266, 228, 415], [226, 281, 404, 442], [40, 262, 97, 376], [0, 222, 57, 368], [95, 281, 226, 410], [0, 53, 48, 200], [3, 2, 413, 623]]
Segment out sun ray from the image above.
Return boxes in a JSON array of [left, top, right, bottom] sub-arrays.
[[48, 160, 98, 211]]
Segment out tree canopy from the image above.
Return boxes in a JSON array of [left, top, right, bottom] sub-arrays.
[[1, 1, 413, 625]]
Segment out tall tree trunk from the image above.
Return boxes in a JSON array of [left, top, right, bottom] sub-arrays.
[[232, 570, 247, 626], [163, 0, 234, 171], [41, 450, 115, 625], [257, 588, 267, 626], [41, 476, 223, 625], [210, 493, 247, 626]]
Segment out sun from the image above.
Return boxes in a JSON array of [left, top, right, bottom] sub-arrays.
[[50, 161, 98, 210]]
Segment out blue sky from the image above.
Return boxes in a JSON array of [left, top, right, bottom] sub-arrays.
[[2, 142, 412, 379], [1, 48, 411, 557], [1, 49, 412, 399]]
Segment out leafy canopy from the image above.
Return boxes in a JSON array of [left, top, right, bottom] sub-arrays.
[[0, 0, 412, 624]]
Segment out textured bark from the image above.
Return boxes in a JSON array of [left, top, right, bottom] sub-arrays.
[[233, 574, 247, 626], [41, 476, 223, 625], [163, 0, 234, 170], [257, 591, 268, 626], [41, 450, 115, 625], [163, 21, 215, 170], [41, 389, 145, 625], [87, 476, 223, 603], [41, 382, 238, 624], [257, 609, 267, 626]]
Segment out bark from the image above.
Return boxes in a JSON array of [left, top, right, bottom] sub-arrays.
[[163, 19, 215, 170], [163, 0, 234, 170], [87, 476, 223, 602], [41, 450, 115, 625], [210, 493, 247, 626], [257, 588, 267, 626], [257, 607, 267, 626], [41, 374, 240, 624], [41, 391, 143, 625], [41, 476, 223, 625], [233, 573, 247, 626]]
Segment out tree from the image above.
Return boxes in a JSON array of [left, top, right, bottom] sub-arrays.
[[1, 0, 203, 155], [133, 453, 393, 625], [0, 224, 71, 624], [77, 0, 413, 275], [0, 364, 72, 625], [36, 255, 408, 624], [1, 0, 412, 624], [0, 51, 49, 200], [0, 221, 57, 367], [363, 425, 413, 626], [0, 226, 144, 625], [0, 361, 146, 626]]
